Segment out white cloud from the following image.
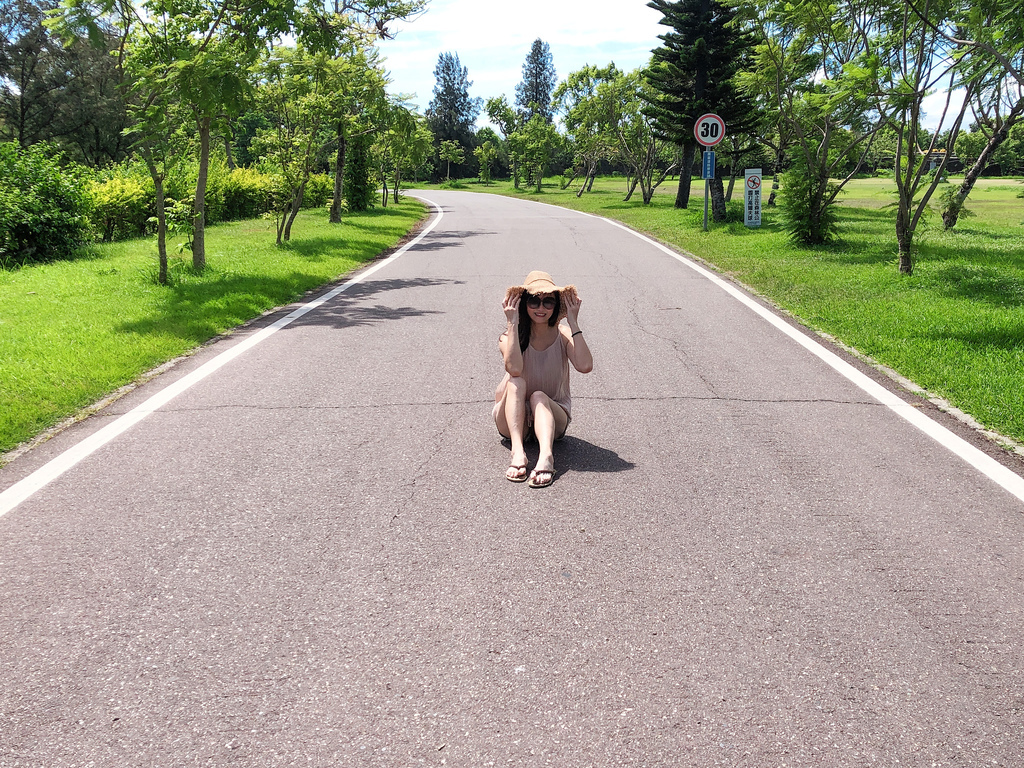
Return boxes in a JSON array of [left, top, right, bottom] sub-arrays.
[[379, 0, 663, 115]]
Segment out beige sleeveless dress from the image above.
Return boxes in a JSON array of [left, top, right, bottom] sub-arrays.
[[522, 334, 572, 418], [493, 333, 572, 430]]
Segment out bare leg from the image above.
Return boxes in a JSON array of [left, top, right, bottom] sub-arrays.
[[528, 391, 568, 487], [494, 376, 529, 480]]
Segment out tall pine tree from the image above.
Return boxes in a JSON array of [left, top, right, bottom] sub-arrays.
[[426, 51, 480, 179], [643, 0, 756, 208], [426, 51, 479, 144], [515, 38, 557, 122]]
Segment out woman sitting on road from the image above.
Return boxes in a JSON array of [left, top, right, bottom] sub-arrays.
[[492, 271, 593, 488]]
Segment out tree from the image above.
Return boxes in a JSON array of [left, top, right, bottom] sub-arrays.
[[932, 0, 1024, 229], [612, 69, 678, 204], [373, 101, 430, 203], [438, 139, 465, 181], [738, 0, 890, 245], [643, 0, 758, 209], [1, 0, 130, 164], [878, 1, 974, 274], [251, 47, 333, 244], [321, 40, 390, 223], [486, 95, 524, 186], [519, 113, 559, 192], [345, 132, 374, 210], [51, 0, 425, 276], [426, 52, 480, 178], [554, 64, 621, 196], [515, 38, 557, 122], [474, 139, 498, 184]]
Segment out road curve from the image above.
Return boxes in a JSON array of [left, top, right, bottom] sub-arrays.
[[1, 190, 1023, 767]]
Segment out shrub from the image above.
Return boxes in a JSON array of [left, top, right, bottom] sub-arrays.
[[222, 167, 273, 220], [344, 134, 374, 212], [303, 173, 333, 209], [0, 142, 91, 267], [779, 155, 840, 245], [90, 174, 154, 241]]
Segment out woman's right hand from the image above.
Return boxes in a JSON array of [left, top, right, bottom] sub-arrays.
[[503, 292, 520, 325]]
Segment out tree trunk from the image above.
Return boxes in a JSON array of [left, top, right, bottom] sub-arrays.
[[154, 176, 167, 285], [393, 169, 401, 204], [675, 142, 696, 208], [381, 178, 389, 207], [942, 105, 1023, 229], [142, 156, 169, 285], [896, 208, 914, 275], [283, 181, 306, 242], [224, 134, 236, 170], [725, 172, 736, 202], [767, 148, 784, 207], [192, 115, 211, 271], [709, 177, 727, 222], [623, 177, 639, 202], [576, 163, 594, 197], [275, 207, 287, 245], [330, 129, 347, 224]]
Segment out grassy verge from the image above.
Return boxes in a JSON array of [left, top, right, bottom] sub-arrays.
[[0, 200, 425, 458], [446, 175, 1024, 449]]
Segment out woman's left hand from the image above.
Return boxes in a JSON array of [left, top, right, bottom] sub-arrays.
[[563, 288, 582, 323]]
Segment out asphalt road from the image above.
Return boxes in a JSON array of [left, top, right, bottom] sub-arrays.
[[2, 190, 1024, 767]]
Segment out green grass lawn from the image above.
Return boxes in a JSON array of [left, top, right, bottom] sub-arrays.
[[0, 201, 425, 457], [452, 174, 1024, 450]]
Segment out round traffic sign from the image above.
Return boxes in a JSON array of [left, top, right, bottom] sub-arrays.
[[694, 113, 725, 147]]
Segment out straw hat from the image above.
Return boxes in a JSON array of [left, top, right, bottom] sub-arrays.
[[504, 271, 577, 321]]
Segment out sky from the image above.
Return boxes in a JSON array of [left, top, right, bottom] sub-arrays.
[[376, 0, 951, 132], [378, 0, 665, 118]]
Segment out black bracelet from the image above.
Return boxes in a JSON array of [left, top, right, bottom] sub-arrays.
[[571, 330, 583, 337]]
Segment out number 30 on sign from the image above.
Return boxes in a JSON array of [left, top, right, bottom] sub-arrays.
[[694, 114, 725, 147]]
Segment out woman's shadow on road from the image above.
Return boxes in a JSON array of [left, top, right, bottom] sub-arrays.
[[505, 435, 635, 475]]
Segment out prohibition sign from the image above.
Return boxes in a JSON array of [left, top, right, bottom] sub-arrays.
[[694, 113, 725, 147], [746, 174, 762, 190]]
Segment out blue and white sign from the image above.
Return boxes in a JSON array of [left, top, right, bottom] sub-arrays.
[[702, 151, 716, 180]]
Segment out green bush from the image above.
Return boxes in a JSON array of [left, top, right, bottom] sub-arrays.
[[0, 142, 91, 266], [222, 167, 273, 220], [303, 173, 333, 208], [90, 174, 154, 241], [199, 158, 228, 225], [344, 134, 374, 212], [779, 156, 840, 245]]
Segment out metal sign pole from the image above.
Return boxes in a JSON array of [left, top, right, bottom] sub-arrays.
[[694, 114, 725, 234], [704, 178, 709, 232]]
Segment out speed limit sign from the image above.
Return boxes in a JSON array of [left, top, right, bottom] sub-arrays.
[[694, 113, 725, 147]]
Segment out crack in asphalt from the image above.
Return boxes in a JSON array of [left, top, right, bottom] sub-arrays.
[[160, 394, 881, 411]]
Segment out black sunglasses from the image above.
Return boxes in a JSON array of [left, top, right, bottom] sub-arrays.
[[526, 294, 557, 310]]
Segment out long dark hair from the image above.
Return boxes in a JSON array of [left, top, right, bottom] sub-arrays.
[[517, 291, 561, 352]]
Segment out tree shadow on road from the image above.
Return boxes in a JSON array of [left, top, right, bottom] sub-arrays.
[[409, 229, 499, 252], [287, 276, 462, 330]]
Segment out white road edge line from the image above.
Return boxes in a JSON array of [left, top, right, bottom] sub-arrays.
[[0, 198, 445, 520], [594, 213, 1024, 505]]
